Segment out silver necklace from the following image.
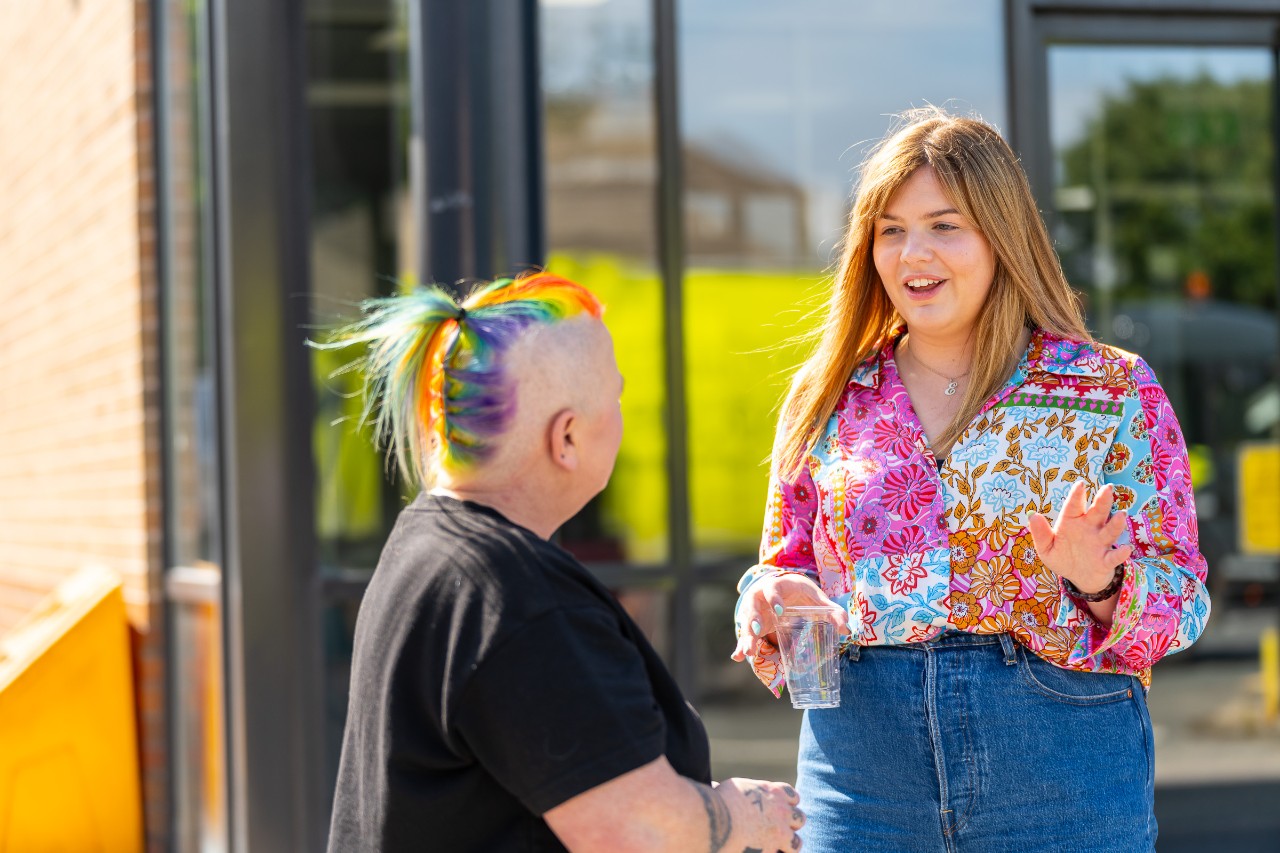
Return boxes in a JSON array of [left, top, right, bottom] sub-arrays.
[[904, 344, 971, 396]]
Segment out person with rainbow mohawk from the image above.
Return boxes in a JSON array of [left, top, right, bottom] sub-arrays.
[[323, 271, 804, 853]]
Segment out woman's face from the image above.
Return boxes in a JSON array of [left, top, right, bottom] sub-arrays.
[[872, 166, 996, 343]]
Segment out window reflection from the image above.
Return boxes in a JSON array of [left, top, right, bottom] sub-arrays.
[[305, 0, 415, 810], [680, 1, 1006, 270], [1048, 46, 1280, 653], [163, 0, 219, 572], [159, 0, 227, 848], [306, 0, 414, 573], [541, 0, 669, 565]]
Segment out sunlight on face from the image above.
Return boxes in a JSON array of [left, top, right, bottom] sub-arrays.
[[872, 166, 996, 344]]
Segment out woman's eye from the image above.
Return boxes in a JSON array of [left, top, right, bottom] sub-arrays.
[[879, 225, 902, 236], [934, 222, 958, 232]]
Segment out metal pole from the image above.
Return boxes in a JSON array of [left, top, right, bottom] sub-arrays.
[[652, 0, 695, 697], [1269, 20, 1280, 683]]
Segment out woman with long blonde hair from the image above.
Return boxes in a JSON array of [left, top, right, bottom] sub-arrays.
[[732, 108, 1208, 851]]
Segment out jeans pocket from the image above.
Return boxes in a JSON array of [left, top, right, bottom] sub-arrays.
[[1016, 646, 1136, 706]]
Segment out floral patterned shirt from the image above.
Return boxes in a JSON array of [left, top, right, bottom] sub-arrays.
[[738, 328, 1210, 693]]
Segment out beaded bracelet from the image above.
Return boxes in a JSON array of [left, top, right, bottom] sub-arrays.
[[1063, 564, 1126, 603]]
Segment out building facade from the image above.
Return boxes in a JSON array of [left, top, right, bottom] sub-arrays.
[[1, 1, 1277, 850]]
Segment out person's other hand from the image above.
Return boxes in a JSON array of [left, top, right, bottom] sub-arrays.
[[731, 571, 850, 662], [715, 777, 804, 852], [1028, 481, 1133, 595]]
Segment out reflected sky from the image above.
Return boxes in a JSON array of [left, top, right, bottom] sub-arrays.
[[679, 1, 1005, 262], [1049, 46, 1270, 150], [541, 2, 1276, 265], [542, 0, 1006, 264]]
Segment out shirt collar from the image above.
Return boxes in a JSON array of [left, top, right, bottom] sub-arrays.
[[1026, 328, 1110, 379]]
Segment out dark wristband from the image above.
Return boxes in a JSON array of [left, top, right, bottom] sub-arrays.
[[1063, 564, 1126, 603]]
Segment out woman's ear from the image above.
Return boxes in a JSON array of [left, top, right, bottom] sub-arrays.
[[549, 408, 578, 471]]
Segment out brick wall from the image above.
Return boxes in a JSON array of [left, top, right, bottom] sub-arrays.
[[0, 0, 167, 849]]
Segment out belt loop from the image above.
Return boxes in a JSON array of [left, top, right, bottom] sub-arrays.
[[847, 643, 862, 663], [998, 632, 1017, 666]]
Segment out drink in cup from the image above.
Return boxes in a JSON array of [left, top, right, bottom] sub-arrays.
[[775, 606, 841, 709]]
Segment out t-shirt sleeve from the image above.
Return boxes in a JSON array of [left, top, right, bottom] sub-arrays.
[[450, 604, 668, 816]]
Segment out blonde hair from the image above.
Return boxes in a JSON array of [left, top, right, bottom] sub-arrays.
[[775, 107, 1091, 479]]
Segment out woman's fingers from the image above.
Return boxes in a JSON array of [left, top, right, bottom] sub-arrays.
[[766, 595, 786, 630], [732, 572, 853, 659], [1027, 512, 1054, 555], [1031, 492, 1134, 586], [1104, 508, 1129, 541], [1085, 484, 1115, 523], [731, 596, 775, 661], [1060, 480, 1089, 519], [1110, 543, 1135, 565], [814, 591, 852, 636]]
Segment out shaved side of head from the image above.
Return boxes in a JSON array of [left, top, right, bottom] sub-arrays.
[[451, 315, 617, 487]]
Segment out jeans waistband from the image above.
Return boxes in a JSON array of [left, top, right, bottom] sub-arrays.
[[846, 630, 1019, 665], [926, 629, 1002, 648]]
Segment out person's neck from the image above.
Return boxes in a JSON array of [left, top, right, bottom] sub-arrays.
[[900, 329, 974, 379], [431, 480, 562, 540]]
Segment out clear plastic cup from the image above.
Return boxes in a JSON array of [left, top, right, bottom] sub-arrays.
[[776, 606, 841, 709]]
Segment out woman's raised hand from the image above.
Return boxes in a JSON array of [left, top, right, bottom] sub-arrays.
[[1028, 481, 1133, 596], [731, 571, 851, 662]]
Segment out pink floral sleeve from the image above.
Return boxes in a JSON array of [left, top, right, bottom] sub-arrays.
[[735, 438, 821, 693]]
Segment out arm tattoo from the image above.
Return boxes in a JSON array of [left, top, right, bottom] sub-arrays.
[[689, 782, 732, 852], [744, 787, 766, 813]]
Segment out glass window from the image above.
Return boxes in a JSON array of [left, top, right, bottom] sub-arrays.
[[1047, 45, 1279, 654], [162, 0, 219, 573], [307, 0, 415, 576], [540, 0, 669, 567], [158, 0, 227, 849], [1041, 38, 1280, 840], [303, 0, 414, 810], [678, 0, 1007, 688]]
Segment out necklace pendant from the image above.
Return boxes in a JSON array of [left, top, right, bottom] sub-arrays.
[[945, 381, 958, 396]]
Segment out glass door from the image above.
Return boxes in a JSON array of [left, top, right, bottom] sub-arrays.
[[1023, 8, 1280, 847], [1043, 36, 1279, 655], [1049, 43, 1280, 645]]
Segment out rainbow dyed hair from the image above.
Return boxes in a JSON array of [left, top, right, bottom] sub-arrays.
[[313, 271, 603, 488]]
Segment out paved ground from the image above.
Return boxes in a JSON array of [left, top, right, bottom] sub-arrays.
[[698, 624, 1280, 850]]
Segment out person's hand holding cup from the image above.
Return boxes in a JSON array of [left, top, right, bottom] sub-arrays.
[[732, 571, 850, 708]]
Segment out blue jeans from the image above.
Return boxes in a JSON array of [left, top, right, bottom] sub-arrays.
[[796, 631, 1156, 853]]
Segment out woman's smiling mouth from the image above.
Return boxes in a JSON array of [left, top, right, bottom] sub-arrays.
[[904, 276, 946, 296]]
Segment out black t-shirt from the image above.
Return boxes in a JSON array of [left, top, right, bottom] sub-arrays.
[[327, 494, 711, 852]]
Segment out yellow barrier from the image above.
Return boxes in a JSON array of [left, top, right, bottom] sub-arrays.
[[0, 567, 143, 852]]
